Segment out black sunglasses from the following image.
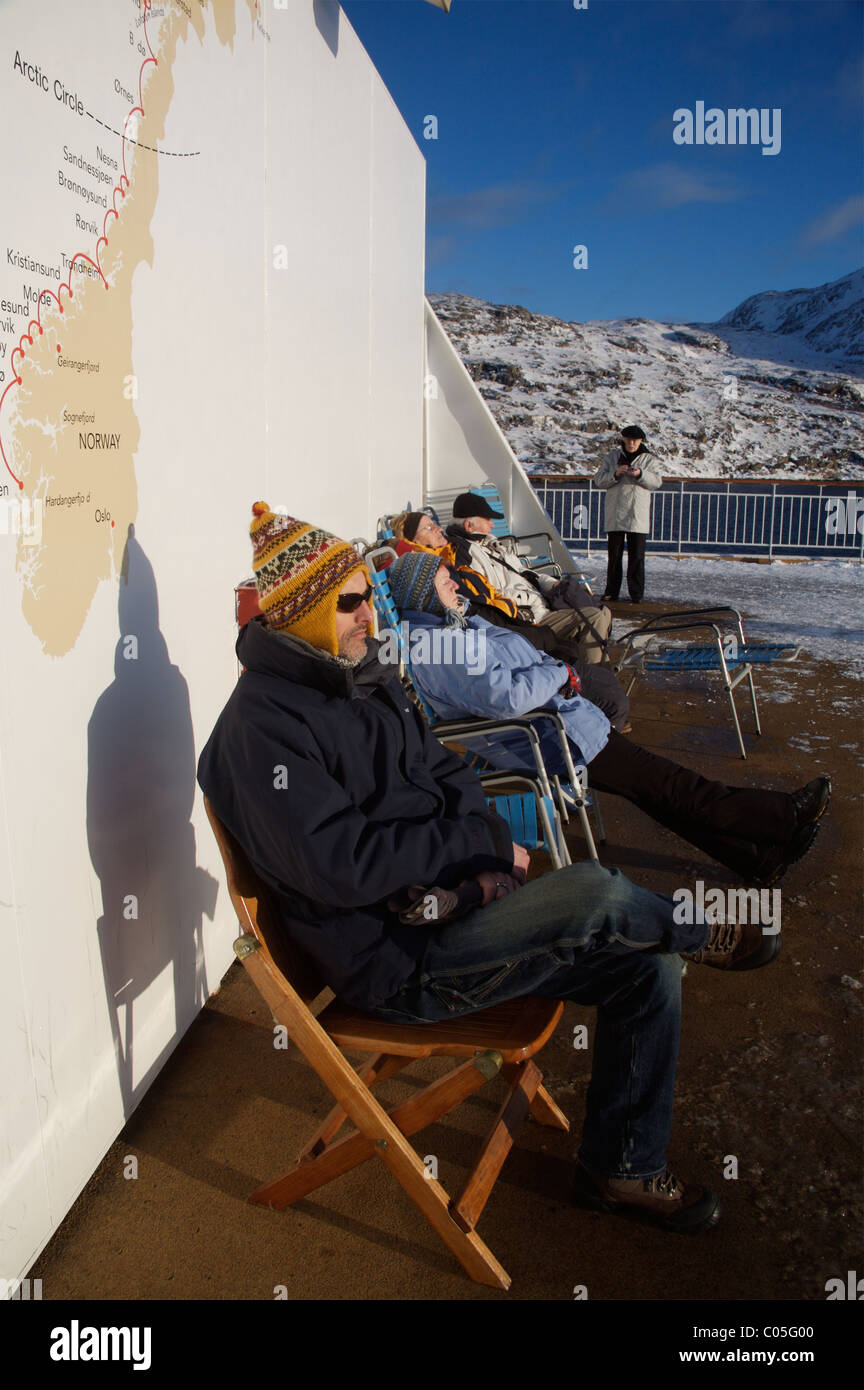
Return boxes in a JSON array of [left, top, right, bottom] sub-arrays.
[[336, 583, 373, 613]]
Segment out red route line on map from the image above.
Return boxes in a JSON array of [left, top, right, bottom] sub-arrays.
[[0, 0, 156, 489]]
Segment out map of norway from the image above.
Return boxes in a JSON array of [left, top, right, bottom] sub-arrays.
[[0, 0, 261, 656]]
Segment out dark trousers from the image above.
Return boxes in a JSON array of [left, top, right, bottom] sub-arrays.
[[605, 531, 646, 601], [370, 861, 700, 1179], [588, 730, 796, 876]]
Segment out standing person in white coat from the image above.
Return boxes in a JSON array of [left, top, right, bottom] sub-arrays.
[[594, 426, 662, 604]]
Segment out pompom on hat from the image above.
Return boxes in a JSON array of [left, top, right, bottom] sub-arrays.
[[249, 502, 367, 656]]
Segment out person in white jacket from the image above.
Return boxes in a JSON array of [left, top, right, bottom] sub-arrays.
[[445, 492, 612, 663], [594, 426, 662, 604]]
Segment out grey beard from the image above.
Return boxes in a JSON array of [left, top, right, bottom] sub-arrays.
[[270, 629, 363, 668]]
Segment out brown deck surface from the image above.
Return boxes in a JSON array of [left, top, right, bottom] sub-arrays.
[[31, 610, 862, 1302]]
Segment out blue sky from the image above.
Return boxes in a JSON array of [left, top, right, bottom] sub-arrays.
[[341, 0, 864, 323]]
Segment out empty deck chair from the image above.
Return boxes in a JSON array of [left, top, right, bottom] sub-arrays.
[[615, 607, 801, 759], [368, 550, 602, 862], [203, 797, 569, 1291]]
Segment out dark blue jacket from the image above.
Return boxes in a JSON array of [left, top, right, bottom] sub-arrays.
[[197, 617, 514, 1008]]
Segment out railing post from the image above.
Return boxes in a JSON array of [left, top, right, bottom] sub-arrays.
[[768, 483, 776, 558], [817, 483, 823, 559], [677, 480, 683, 554]]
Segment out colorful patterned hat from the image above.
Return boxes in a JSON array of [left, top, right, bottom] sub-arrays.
[[249, 503, 366, 656]]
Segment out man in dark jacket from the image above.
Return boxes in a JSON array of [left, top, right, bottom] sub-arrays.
[[197, 503, 785, 1235]]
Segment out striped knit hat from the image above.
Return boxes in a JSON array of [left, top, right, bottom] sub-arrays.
[[249, 503, 366, 656], [388, 551, 445, 616]]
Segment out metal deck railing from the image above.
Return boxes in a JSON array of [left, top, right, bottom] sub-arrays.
[[531, 478, 864, 560]]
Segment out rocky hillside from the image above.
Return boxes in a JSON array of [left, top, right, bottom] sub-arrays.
[[429, 270, 864, 480]]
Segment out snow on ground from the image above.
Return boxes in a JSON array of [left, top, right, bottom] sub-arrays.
[[572, 554, 864, 679]]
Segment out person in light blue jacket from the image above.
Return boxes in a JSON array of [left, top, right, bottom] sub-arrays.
[[395, 600, 609, 780], [387, 552, 830, 886]]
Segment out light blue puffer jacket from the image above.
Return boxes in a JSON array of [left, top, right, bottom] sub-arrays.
[[399, 611, 610, 775]]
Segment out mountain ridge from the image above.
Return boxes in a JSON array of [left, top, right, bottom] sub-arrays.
[[429, 269, 863, 480]]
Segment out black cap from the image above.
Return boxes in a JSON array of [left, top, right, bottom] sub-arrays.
[[621, 425, 646, 440], [452, 491, 504, 520]]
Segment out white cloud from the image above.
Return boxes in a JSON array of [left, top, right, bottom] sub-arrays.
[[801, 196, 864, 248], [602, 162, 744, 212], [428, 179, 568, 229]]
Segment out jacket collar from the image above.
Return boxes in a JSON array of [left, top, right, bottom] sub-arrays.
[[401, 608, 484, 631], [447, 521, 493, 547], [618, 443, 650, 462], [236, 616, 395, 698]]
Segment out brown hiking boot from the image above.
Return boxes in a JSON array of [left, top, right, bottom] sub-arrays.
[[681, 918, 781, 971], [572, 1162, 721, 1234]]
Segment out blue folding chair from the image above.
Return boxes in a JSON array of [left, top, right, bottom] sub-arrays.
[[368, 551, 601, 864], [615, 607, 801, 759]]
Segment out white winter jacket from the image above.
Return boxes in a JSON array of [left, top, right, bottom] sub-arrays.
[[594, 447, 662, 533], [448, 530, 557, 623]]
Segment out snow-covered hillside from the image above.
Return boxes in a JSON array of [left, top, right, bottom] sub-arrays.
[[429, 270, 864, 481], [716, 269, 863, 360]]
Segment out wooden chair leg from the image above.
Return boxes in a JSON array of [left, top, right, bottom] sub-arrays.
[[377, 1126, 511, 1290], [450, 1060, 542, 1232], [243, 948, 511, 1286], [250, 1057, 494, 1208], [502, 1063, 569, 1131], [251, 1054, 512, 1289], [528, 1084, 570, 1132], [297, 1053, 411, 1163]]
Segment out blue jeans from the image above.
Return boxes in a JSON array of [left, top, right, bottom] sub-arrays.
[[371, 863, 711, 1181]]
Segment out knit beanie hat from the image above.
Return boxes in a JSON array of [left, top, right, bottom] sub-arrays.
[[249, 502, 366, 656], [388, 551, 445, 616], [401, 512, 429, 542]]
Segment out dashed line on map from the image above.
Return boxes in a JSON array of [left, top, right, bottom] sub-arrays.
[[85, 110, 199, 157]]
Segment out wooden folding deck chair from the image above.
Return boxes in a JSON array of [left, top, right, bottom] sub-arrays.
[[204, 798, 569, 1291]]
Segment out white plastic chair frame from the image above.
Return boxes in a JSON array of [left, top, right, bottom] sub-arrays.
[[615, 606, 800, 760]]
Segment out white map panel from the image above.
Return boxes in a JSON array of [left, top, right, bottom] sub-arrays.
[[0, 0, 425, 1287]]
